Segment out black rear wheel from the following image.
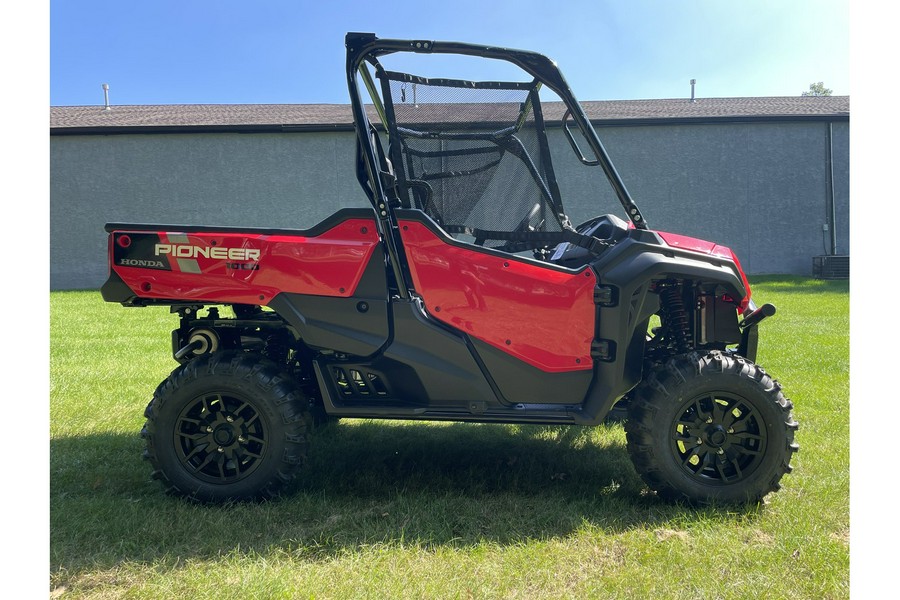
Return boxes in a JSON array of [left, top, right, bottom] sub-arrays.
[[142, 351, 312, 502], [625, 351, 798, 504]]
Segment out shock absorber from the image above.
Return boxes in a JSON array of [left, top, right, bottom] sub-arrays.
[[659, 283, 692, 354]]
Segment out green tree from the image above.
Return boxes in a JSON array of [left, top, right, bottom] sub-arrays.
[[802, 82, 833, 96]]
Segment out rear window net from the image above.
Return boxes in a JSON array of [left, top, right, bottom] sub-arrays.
[[376, 68, 570, 251]]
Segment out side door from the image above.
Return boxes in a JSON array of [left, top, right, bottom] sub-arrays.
[[397, 210, 596, 405]]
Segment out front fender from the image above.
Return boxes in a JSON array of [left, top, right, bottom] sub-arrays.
[[577, 231, 748, 422]]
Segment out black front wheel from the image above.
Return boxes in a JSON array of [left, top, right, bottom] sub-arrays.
[[142, 351, 312, 502], [625, 351, 798, 504]]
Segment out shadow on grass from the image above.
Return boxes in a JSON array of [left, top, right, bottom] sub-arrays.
[[51, 421, 765, 576]]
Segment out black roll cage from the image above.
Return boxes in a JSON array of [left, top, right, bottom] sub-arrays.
[[344, 32, 647, 296]]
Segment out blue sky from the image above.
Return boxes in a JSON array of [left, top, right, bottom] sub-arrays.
[[50, 0, 850, 107]]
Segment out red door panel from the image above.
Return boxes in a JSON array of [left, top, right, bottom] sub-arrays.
[[398, 220, 596, 373]]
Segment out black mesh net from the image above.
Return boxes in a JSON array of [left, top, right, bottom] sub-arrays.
[[377, 70, 567, 250]]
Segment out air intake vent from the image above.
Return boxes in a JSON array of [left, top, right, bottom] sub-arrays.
[[813, 255, 849, 280], [331, 367, 390, 398]]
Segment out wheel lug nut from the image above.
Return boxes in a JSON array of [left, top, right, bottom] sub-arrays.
[[727, 428, 734, 434], [206, 426, 213, 433], [717, 448, 725, 455], [238, 436, 246, 443], [706, 418, 713, 424], [217, 446, 224, 453], [226, 416, 234, 423], [697, 438, 703, 445]]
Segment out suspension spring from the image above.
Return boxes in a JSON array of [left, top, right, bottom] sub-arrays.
[[659, 284, 692, 354]]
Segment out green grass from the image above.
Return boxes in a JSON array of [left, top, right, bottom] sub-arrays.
[[50, 276, 849, 598]]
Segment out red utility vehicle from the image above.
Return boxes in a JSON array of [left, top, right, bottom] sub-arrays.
[[102, 33, 797, 504]]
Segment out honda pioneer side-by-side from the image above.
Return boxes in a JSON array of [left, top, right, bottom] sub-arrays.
[[101, 33, 798, 504]]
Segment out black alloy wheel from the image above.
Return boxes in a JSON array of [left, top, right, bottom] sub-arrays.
[[670, 391, 766, 485], [173, 391, 270, 485]]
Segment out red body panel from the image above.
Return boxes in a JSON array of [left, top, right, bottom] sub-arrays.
[[657, 230, 751, 310], [398, 220, 596, 373], [657, 231, 732, 259], [110, 219, 380, 305]]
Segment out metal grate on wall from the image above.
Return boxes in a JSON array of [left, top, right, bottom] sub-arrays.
[[813, 255, 850, 280]]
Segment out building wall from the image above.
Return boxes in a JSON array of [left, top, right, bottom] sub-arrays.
[[50, 120, 849, 290]]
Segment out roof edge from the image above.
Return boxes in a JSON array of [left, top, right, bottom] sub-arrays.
[[50, 112, 850, 136], [49, 123, 358, 136]]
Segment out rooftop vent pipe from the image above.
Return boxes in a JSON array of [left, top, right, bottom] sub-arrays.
[[690, 79, 696, 102], [102, 83, 110, 110]]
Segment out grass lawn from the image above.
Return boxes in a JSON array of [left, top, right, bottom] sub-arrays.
[[49, 276, 849, 598]]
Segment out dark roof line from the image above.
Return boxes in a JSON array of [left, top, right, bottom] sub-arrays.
[[50, 96, 850, 135]]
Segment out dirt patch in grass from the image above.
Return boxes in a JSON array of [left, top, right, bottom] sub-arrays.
[[654, 528, 690, 542]]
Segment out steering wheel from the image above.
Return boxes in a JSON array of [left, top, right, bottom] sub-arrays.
[[575, 214, 629, 242]]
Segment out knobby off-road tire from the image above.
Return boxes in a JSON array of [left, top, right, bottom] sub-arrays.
[[625, 351, 798, 504], [141, 351, 312, 502]]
